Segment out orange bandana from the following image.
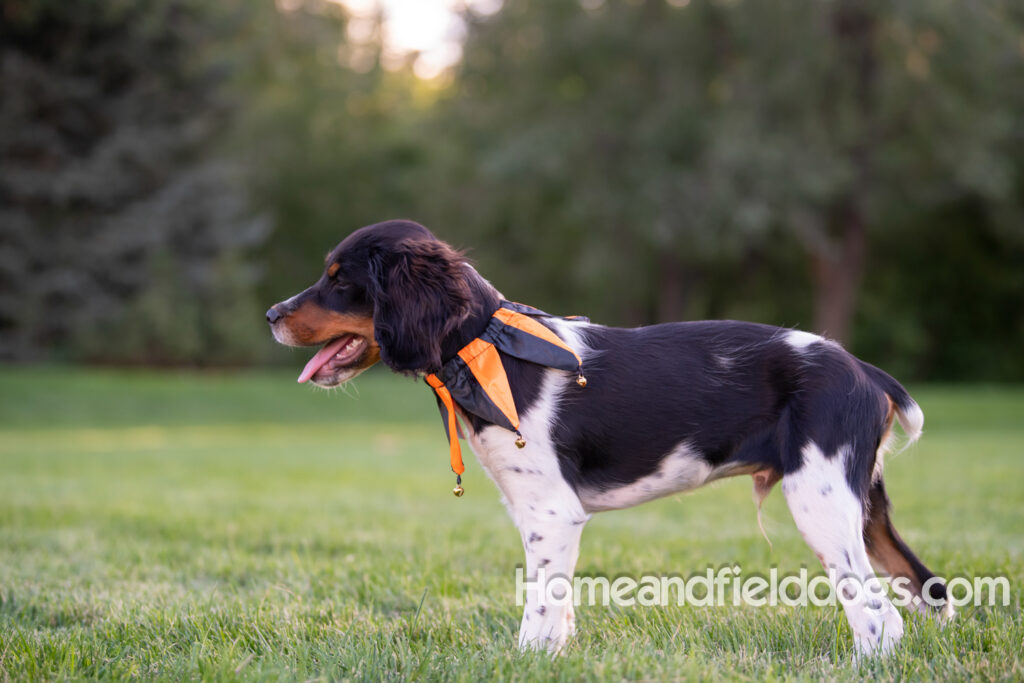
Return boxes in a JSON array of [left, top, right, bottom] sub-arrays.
[[425, 302, 587, 495]]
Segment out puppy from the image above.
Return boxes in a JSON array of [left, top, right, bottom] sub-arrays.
[[267, 219, 952, 655]]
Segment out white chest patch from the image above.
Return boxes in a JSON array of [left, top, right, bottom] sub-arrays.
[[466, 368, 566, 510], [577, 442, 713, 513]]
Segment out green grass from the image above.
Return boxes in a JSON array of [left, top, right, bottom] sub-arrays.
[[1, 366, 1022, 681]]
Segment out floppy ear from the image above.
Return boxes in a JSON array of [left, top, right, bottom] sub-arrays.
[[368, 238, 472, 374]]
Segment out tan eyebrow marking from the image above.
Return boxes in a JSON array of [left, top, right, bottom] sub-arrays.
[[327, 263, 340, 277]]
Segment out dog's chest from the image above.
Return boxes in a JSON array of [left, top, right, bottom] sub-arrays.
[[463, 369, 574, 512]]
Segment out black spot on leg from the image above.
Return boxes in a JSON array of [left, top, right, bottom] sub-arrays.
[[509, 466, 523, 473], [528, 532, 543, 543], [820, 484, 832, 496], [571, 518, 586, 526], [844, 550, 851, 566], [867, 599, 882, 610], [547, 509, 556, 515], [537, 606, 546, 616], [868, 623, 877, 635], [539, 558, 550, 567]]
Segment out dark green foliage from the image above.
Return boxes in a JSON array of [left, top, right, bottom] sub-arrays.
[[0, 0, 269, 364], [431, 0, 1024, 353], [2, 0, 1023, 378], [857, 213, 1024, 381]]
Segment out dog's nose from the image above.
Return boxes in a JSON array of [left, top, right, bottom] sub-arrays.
[[266, 306, 283, 324]]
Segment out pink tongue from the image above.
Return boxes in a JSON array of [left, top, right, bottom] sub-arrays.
[[297, 336, 351, 383]]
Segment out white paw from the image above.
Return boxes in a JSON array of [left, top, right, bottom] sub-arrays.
[[518, 606, 572, 654], [853, 606, 903, 657]]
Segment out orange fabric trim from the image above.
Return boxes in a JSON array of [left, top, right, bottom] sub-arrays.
[[428, 305, 583, 481], [458, 338, 520, 430], [426, 373, 464, 475], [492, 307, 582, 366]]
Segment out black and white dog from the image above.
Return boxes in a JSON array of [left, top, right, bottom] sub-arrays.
[[267, 220, 952, 655]]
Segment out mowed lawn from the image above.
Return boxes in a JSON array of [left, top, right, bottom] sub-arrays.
[[1, 367, 1022, 681]]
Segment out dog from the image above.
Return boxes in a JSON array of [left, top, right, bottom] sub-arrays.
[[267, 219, 952, 656]]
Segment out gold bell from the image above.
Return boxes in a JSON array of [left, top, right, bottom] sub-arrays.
[[515, 434, 526, 449], [453, 484, 464, 497], [576, 374, 587, 388]]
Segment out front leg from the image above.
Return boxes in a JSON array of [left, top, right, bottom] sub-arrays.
[[515, 502, 588, 653], [464, 370, 592, 653]]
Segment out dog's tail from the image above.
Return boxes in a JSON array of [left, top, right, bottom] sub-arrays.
[[858, 360, 924, 445], [864, 478, 954, 620], [857, 361, 953, 619]]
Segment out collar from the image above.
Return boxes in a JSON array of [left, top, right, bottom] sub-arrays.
[[425, 301, 588, 496]]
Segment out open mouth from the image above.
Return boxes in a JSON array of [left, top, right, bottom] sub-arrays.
[[297, 334, 369, 385]]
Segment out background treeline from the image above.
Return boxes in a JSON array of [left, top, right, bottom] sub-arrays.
[[2, 0, 1022, 380]]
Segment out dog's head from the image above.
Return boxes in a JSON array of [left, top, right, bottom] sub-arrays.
[[267, 220, 475, 386]]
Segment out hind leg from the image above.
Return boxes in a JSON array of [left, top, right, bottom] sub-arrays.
[[783, 442, 904, 656], [864, 479, 954, 620]]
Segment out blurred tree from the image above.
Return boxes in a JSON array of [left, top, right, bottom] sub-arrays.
[[0, 0, 269, 363], [436, 0, 1024, 345], [857, 205, 1024, 381], [2, 0, 1022, 380], [229, 0, 430, 298]]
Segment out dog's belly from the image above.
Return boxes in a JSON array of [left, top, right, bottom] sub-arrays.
[[576, 443, 714, 512]]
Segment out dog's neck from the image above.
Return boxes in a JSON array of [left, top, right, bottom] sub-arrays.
[[437, 265, 503, 365]]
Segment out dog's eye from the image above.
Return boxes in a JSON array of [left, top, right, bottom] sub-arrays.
[[333, 278, 354, 293]]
